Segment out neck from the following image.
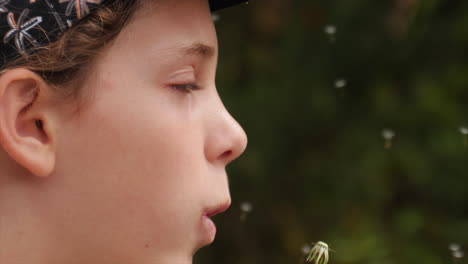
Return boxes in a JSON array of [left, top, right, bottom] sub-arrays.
[[0, 184, 57, 264]]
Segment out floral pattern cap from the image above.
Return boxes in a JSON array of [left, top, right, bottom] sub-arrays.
[[0, 0, 248, 69]]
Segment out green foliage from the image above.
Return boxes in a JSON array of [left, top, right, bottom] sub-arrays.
[[196, 0, 468, 263]]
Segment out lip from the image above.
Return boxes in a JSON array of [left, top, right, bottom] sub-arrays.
[[200, 201, 231, 244], [205, 201, 231, 218], [201, 215, 217, 244]]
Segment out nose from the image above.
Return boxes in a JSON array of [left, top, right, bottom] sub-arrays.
[[204, 99, 248, 165]]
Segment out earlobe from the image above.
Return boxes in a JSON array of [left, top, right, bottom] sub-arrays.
[[0, 68, 56, 178]]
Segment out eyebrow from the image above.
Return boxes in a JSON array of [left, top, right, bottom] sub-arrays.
[[179, 43, 216, 58]]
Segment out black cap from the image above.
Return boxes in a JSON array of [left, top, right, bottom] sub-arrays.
[[0, 0, 248, 68], [210, 0, 248, 11]]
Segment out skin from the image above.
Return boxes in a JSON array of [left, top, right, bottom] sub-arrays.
[[0, 0, 248, 263]]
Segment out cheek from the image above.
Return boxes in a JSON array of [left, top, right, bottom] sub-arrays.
[[53, 84, 208, 252]]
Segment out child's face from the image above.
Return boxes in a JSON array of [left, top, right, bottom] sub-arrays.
[[47, 0, 247, 262]]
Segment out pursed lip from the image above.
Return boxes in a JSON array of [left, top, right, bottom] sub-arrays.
[[197, 200, 231, 247], [204, 200, 231, 218]]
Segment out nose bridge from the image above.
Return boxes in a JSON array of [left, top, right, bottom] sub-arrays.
[[204, 93, 248, 165]]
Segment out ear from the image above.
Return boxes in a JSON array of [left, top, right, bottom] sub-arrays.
[[0, 68, 56, 178]]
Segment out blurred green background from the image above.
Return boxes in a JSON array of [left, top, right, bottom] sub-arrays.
[[195, 0, 468, 264]]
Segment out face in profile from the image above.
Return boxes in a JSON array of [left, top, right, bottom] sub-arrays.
[[0, 0, 247, 263]]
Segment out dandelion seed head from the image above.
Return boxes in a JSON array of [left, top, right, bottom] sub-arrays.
[[315, 241, 329, 248], [306, 241, 330, 264]]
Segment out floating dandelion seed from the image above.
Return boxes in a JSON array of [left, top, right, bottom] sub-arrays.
[[460, 127, 468, 134], [306, 241, 330, 264], [450, 243, 461, 252], [381, 129, 395, 149], [334, 79, 347, 89], [459, 126, 468, 147], [302, 244, 312, 255], [324, 25, 336, 43], [212, 13, 220, 22], [324, 25, 336, 35], [240, 201, 252, 221], [453, 251, 464, 259], [300, 244, 313, 263], [334, 79, 347, 97], [449, 243, 464, 263], [240, 202, 252, 212]]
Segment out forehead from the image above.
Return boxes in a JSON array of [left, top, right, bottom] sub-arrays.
[[112, 0, 218, 60]]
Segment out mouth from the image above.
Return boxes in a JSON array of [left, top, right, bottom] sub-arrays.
[[200, 201, 231, 244], [205, 201, 231, 218]]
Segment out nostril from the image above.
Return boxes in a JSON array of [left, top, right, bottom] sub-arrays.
[[220, 150, 232, 160]]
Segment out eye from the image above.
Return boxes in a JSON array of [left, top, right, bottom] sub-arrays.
[[171, 83, 200, 93]]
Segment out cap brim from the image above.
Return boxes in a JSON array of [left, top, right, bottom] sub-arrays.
[[210, 0, 247, 11]]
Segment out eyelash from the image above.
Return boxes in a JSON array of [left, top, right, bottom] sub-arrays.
[[171, 83, 200, 93]]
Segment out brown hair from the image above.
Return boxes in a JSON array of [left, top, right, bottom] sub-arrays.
[[1, 0, 140, 102]]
